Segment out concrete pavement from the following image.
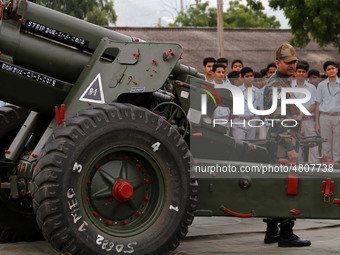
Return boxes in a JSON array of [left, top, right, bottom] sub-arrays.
[[0, 217, 340, 254], [172, 217, 340, 255]]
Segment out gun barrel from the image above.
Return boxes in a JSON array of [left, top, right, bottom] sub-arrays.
[[8, 0, 133, 48], [0, 0, 134, 83], [172, 62, 204, 79]]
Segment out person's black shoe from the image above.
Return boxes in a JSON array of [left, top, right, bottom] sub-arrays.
[[264, 231, 279, 244], [263, 218, 279, 244], [278, 234, 311, 247]]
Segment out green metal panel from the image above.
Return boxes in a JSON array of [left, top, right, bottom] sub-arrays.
[[195, 160, 340, 219], [55, 38, 183, 120]]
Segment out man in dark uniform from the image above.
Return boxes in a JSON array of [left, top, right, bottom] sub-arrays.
[[263, 43, 311, 247]]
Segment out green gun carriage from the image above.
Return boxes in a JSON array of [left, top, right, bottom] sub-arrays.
[[0, 1, 339, 254]]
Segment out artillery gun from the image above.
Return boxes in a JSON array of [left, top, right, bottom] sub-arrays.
[[0, 0, 339, 254]]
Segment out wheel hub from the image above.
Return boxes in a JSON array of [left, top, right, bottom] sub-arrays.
[[113, 179, 133, 202], [84, 147, 165, 236], [86, 152, 152, 224]]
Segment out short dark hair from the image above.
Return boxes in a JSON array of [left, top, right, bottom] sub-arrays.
[[296, 61, 309, 72], [227, 71, 240, 79], [212, 63, 226, 73], [232, 59, 243, 68], [240, 67, 253, 77], [217, 57, 228, 65], [323, 61, 336, 71], [253, 72, 262, 78], [260, 68, 267, 77], [308, 69, 320, 77], [203, 57, 216, 67], [266, 62, 276, 70], [296, 60, 309, 72]]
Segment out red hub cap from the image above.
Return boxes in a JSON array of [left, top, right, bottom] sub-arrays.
[[112, 179, 133, 202]]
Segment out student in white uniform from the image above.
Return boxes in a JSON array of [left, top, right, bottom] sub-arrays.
[[316, 61, 340, 162], [232, 67, 261, 140], [291, 61, 319, 163]]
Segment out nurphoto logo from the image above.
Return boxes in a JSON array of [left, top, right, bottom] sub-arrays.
[[200, 85, 312, 128]]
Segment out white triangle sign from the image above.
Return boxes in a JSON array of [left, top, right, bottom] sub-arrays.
[[79, 73, 105, 104]]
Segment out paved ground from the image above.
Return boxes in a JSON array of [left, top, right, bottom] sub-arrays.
[[1, 218, 340, 254], [171, 218, 340, 255]]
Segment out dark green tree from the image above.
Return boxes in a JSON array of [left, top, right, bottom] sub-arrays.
[[224, 1, 280, 28], [267, 0, 340, 50], [169, 1, 280, 28], [32, 0, 117, 26], [169, 2, 217, 27]]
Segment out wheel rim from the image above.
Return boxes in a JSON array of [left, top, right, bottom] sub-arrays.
[[82, 145, 165, 237]]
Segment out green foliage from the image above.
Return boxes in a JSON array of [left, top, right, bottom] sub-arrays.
[[169, 2, 217, 27], [224, 1, 280, 28], [31, 0, 117, 26], [268, 0, 340, 50], [169, 0, 280, 28], [246, 0, 264, 11]]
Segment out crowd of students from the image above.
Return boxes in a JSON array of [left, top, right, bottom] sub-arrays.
[[202, 56, 340, 163]]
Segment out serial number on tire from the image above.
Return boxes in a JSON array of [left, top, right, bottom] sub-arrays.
[[96, 234, 137, 253]]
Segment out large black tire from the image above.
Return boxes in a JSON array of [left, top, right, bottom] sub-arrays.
[[32, 103, 198, 255], [0, 106, 43, 242]]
